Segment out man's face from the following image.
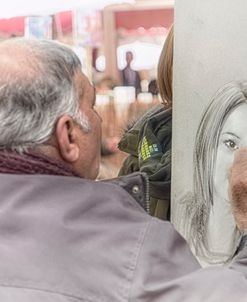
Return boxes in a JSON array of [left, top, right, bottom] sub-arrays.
[[73, 71, 102, 179]]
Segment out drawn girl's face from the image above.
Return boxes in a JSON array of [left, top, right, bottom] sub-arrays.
[[214, 103, 247, 203]]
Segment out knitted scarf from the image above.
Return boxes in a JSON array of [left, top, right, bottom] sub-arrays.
[[0, 150, 80, 177]]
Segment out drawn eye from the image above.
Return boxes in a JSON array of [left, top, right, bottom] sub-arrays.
[[224, 139, 238, 150]]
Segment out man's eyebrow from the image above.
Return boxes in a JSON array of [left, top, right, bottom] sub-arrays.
[[222, 132, 241, 139]]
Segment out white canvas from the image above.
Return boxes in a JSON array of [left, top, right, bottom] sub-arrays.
[[172, 0, 247, 266]]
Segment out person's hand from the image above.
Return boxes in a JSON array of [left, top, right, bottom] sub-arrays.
[[229, 147, 247, 231]]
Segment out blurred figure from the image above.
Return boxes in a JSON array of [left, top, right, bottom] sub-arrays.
[[157, 26, 173, 108], [148, 79, 159, 96], [118, 25, 174, 220], [121, 51, 141, 95], [95, 75, 116, 94]]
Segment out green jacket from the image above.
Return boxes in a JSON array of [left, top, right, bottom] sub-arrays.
[[119, 104, 172, 220]]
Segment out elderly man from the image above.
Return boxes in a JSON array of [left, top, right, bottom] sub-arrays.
[[0, 38, 247, 302], [0, 38, 198, 301]]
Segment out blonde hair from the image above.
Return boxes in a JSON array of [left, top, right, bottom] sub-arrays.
[[157, 24, 174, 107]]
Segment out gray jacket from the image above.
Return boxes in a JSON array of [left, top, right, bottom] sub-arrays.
[[0, 172, 246, 301]]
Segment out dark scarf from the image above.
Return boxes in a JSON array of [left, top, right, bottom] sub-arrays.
[[0, 150, 80, 177]]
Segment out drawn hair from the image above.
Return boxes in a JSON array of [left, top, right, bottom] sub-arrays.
[[186, 80, 247, 259]]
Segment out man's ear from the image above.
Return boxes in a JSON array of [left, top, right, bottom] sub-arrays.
[[55, 116, 80, 163]]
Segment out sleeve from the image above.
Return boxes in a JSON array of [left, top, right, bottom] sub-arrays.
[[130, 218, 200, 301], [0, 287, 77, 302], [229, 231, 247, 276], [130, 219, 247, 302]]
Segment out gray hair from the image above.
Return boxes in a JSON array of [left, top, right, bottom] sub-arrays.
[[185, 80, 247, 259], [0, 38, 90, 152]]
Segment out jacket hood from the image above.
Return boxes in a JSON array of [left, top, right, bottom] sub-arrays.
[[118, 104, 169, 156]]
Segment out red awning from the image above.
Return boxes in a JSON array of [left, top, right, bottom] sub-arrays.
[[0, 11, 72, 37], [115, 8, 173, 30]]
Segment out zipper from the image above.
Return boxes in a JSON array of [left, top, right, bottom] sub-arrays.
[[101, 172, 150, 215], [142, 173, 150, 215]]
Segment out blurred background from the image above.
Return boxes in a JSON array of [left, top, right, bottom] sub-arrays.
[[0, 0, 174, 179]]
